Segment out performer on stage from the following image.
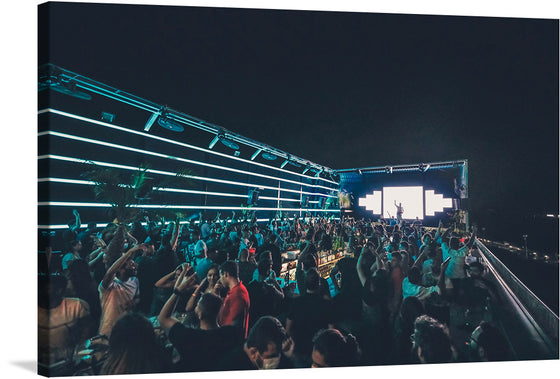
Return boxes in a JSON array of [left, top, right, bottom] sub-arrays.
[[394, 201, 404, 222]]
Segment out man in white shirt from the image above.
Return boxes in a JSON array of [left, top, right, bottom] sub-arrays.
[[98, 244, 144, 338], [441, 226, 477, 301]]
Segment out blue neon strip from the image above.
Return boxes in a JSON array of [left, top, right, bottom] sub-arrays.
[[39, 216, 340, 230], [38, 155, 337, 198], [38, 201, 340, 213], [39, 176, 332, 200], [39, 130, 337, 192], [73, 83, 158, 114], [38, 109, 338, 186], [39, 177, 305, 202]]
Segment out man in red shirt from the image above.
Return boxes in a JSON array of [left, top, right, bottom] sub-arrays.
[[218, 260, 250, 338]]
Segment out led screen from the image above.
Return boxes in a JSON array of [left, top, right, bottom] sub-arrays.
[[383, 186, 424, 220], [339, 163, 466, 226]]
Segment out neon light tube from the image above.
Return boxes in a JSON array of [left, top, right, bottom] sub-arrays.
[[38, 109, 338, 185], [251, 149, 262, 160], [38, 155, 337, 198], [39, 177, 296, 201], [38, 201, 341, 213], [39, 130, 337, 192]]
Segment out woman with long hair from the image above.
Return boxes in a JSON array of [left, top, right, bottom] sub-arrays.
[[67, 258, 102, 330], [101, 312, 171, 375]]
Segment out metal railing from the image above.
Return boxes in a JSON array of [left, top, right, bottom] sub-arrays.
[[475, 239, 559, 360]]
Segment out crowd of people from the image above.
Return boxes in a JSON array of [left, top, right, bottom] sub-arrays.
[[38, 209, 510, 375]]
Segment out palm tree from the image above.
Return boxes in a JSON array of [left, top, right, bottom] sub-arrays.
[[80, 162, 194, 265]]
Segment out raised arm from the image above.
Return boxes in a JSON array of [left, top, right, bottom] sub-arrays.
[[357, 244, 374, 286], [158, 265, 198, 333], [169, 216, 181, 251], [329, 262, 341, 292], [70, 209, 81, 232], [155, 267, 182, 289], [434, 220, 444, 241], [438, 257, 452, 296], [88, 246, 105, 268], [264, 270, 285, 299], [369, 247, 387, 275], [185, 277, 206, 312], [101, 245, 143, 289], [412, 246, 429, 270], [126, 230, 139, 247]]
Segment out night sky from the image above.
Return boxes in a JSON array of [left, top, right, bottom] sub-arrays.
[[40, 1, 559, 242]]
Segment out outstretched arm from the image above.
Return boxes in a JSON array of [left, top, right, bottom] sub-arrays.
[[101, 245, 143, 289], [412, 247, 429, 269], [357, 244, 374, 286], [434, 220, 444, 241], [170, 217, 181, 251], [126, 231, 138, 247], [158, 265, 198, 333], [329, 262, 341, 292], [88, 247, 105, 268], [155, 266, 182, 289], [185, 278, 205, 312], [70, 209, 81, 232], [264, 271, 285, 299], [438, 257, 452, 296]]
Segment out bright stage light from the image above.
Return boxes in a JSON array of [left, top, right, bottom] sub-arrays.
[[358, 191, 382, 215], [383, 186, 423, 220], [425, 190, 453, 216], [358, 186, 453, 220]]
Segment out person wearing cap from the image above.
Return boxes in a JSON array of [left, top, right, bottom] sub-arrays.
[[193, 239, 213, 280]]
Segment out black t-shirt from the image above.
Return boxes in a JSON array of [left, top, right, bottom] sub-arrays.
[[246, 280, 282, 327], [168, 323, 243, 372], [334, 257, 361, 292], [216, 344, 256, 371], [258, 242, 282, 277], [287, 293, 333, 357], [238, 261, 257, 286], [135, 255, 159, 314]]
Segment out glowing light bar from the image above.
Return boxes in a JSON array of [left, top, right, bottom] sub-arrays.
[[251, 149, 262, 160], [260, 196, 300, 202], [144, 112, 159, 131], [425, 190, 453, 216], [208, 135, 220, 149], [39, 177, 247, 199], [38, 178, 94, 185], [38, 109, 338, 185], [39, 130, 337, 193], [39, 215, 341, 230], [38, 155, 337, 198], [38, 201, 341, 213]]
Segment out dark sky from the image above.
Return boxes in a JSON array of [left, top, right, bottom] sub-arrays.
[[41, 1, 559, 219]]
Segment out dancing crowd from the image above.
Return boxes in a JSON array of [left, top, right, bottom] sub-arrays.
[[38, 210, 510, 375]]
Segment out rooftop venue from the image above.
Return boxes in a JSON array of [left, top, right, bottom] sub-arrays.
[[36, 2, 558, 378]]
